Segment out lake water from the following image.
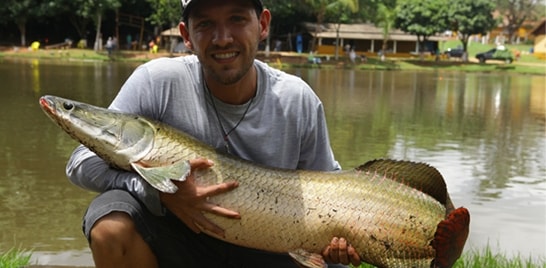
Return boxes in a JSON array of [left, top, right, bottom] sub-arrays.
[[0, 58, 544, 265]]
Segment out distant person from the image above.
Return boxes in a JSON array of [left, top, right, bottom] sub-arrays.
[[274, 39, 282, 51], [296, 33, 303, 53], [105, 37, 114, 56], [126, 34, 132, 50], [149, 40, 158, 53], [349, 48, 356, 64]]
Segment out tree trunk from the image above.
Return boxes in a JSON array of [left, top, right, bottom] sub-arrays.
[[94, 12, 103, 51], [460, 34, 470, 62], [417, 35, 425, 61], [16, 18, 27, 47], [334, 23, 341, 60]]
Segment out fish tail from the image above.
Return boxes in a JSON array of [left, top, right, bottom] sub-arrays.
[[431, 207, 470, 268]]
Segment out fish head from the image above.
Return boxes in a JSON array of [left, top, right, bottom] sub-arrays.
[[39, 95, 154, 169]]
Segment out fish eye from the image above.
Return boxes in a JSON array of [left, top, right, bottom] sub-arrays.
[[63, 102, 74, 110]]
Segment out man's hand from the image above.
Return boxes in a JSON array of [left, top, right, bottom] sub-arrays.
[[322, 237, 361, 266], [159, 158, 240, 237]]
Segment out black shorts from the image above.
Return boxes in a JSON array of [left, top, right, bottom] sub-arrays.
[[83, 190, 346, 268]]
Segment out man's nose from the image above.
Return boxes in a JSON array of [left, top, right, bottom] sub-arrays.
[[212, 25, 234, 47]]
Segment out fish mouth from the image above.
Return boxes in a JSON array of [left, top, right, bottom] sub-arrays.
[[39, 96, 56, 117]]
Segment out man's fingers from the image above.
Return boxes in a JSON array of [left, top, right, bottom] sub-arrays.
[[322, 237, 361, 266], [337, 237, 349, 264], [328, 237, 340, 263], [348, 245, 361, 267], [191, 211, 225, 237], [189, 158, 214, 170], [202, 180, 239, 197], [203, 202, 241, 219]]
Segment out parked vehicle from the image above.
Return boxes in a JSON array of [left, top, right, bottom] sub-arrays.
[[475, 47, 514, 63], [443, 48, 464, 58]]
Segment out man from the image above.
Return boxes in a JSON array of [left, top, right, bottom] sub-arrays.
[[67, 0, 361, 267]]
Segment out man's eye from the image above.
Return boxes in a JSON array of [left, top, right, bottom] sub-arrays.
[[231, 16, 246, 23], [196, 21, 212, 28]]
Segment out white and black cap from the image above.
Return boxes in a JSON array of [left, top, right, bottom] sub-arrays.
[[181, 0, 264, 22]]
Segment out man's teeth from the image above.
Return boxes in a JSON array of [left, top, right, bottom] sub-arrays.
[[215, 52, 237, 59]]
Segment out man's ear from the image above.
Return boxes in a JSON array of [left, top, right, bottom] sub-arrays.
[[179, 22, 193, 51], [259, 9, 272, 42]]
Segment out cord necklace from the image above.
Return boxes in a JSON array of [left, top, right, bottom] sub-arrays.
[[205, 82, 254, 153]]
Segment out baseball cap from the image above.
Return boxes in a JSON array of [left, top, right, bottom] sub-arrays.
[[181, 0, 264, 22]]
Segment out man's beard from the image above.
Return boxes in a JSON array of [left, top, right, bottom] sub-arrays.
[[200, 42, 259, 85], [203, 60, 254, 85]]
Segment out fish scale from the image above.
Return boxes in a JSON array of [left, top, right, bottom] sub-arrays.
[[39, 95, 470, 268], [186, 157, 445, 266]]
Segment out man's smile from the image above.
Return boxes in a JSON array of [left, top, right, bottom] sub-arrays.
[[213, 52, 239, 60]]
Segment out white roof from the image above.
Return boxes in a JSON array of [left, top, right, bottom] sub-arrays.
[[304, 23, 446, 42], [161, 27, 181, 37]]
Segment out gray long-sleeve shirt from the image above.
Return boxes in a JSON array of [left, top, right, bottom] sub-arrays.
[[66, 55, 339, 215]]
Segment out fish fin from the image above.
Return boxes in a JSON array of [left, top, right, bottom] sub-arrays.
[[288, 249, 327, 268], [131, 160, 191, 193], [431, 207, 470, 268], [356, 159, 448, 207]]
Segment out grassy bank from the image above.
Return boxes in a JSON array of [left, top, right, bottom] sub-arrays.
[[1, 42, 544, 75], [355, 244, 546, 267], [453, 247, 545, 268], [3, 245, 544, 268], [0, 248, 31, 268]]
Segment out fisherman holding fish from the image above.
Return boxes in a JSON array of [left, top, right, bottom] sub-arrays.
[[66, 0, 361, 267]]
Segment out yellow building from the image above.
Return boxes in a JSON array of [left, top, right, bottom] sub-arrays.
[[303, 23, 446, 57], [530, 19, 546, 59]]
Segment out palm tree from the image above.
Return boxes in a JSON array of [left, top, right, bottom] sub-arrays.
[[303, 0, 358, 53], [376, 3, 396, 61]]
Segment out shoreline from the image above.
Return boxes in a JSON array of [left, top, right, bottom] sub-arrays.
[[1, 47, 544, 75]]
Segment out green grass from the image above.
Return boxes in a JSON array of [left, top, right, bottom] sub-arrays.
[[0, 48, 153, 63], [351, 244, 546, 268], [1, 245, 544, 268], [1, 45, 544, 75], [441, 39, 544, 63], [453, 247, 545, 268], [0, 248, 32, 268]]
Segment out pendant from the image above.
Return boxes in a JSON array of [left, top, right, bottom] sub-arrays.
[[224, 136, 230, 153]]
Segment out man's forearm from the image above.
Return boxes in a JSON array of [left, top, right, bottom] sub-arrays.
[[66, 144, 164, 215]]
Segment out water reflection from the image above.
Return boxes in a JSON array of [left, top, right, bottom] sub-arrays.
[[297, 68, 545, 258], [0, 59, 138, 264], [0, 59, 544, 265]]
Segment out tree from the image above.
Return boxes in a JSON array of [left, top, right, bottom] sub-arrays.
[[323, 2, 360, 59], [395, 0, 449, 57], [147, 0, 180, 28], [86, 0, 122, 51], [1, 0, 45, 46], [262, 0, 306, 52], [375, 3, 397, 61], [44, 0, 91, 40], [496, 0, 543, 43], [448, 0, 498, 61], [302, 0, 359, 52], [147, 0, 181, 53]]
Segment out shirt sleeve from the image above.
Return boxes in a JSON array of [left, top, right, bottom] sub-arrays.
[[298, 100, 341, 171], [66, 145, 164, 215]]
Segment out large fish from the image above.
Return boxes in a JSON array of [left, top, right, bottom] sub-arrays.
[[39, 95, 469, 268]]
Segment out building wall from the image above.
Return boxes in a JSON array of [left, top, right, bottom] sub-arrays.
[[533, 35, 546, 59], [316, 38, 438, 55]]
